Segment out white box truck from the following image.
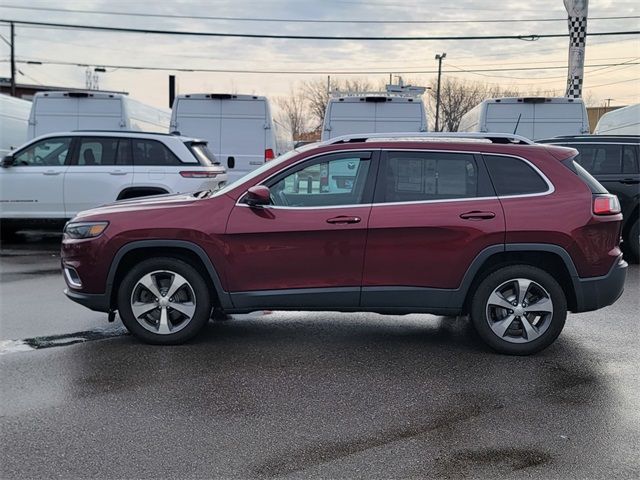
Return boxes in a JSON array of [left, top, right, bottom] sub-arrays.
[[0, 94, 31, 156], [594, 104, 639, 135], [28, 91, 171, 140], [458, 97, 590, 141], [321, 85, 427, 141], [170, 93, 292, 183]]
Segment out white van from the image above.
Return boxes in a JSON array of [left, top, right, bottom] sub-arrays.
[[458, 97, 590, 141], [0, 94, 31, 156], [321, 93, 427, 141], [170, 93, 292, 183], [594, 104, 640, 135], [28, 91, 171, 140]]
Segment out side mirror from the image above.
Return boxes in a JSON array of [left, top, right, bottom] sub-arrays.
[[1, 155, 14, 168], [245, 185, 271, 207]]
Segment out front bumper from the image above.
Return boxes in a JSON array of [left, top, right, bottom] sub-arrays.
[[573, 255, 628, 313], [64, 288, 110, 313]]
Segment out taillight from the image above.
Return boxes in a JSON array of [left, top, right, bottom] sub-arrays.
[[265, 149, 275, 161], [180, 171, 219, 178], [593, 194, 621, 215]]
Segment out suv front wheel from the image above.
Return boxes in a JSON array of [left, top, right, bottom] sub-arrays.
[[470, 265, 567, 355], [117, 257, 212, 344]]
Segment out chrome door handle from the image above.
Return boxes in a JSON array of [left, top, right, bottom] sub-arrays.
[[109, 170, 128, 175], [460, 211, 496, 220], [43, 170, 61, 176], [326, 216, 361, 224]]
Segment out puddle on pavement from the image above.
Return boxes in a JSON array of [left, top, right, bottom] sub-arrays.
[[0, 327, 127, 355]]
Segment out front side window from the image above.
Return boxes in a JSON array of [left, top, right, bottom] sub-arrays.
[[13, 137, 72, 166], [269, 154, 371, 207], [484, 155, 549, 196], [133, 139, 181, 166], [378, 152, 478, 203]]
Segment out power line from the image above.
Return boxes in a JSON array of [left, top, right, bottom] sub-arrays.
[[1, 4, 638, 25], [8, 32, 638, 70], [9, 58, 639, 75], [0, 19, 638, 41]]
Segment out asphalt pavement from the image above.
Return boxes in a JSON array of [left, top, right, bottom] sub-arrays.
[[1, 232, 639, 479]]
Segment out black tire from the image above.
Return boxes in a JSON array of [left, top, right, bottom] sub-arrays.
[[626, 218, 639, 264], [0, 221, 21, 243], [470, 265, 567, 355], [117, 257, 212, 345]]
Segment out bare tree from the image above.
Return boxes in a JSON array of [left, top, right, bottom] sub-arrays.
[[302, 78, 378, 129], [275, 89, 309, 140], [428, 77, 524, 132]]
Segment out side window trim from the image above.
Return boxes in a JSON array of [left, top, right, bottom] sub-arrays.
[[261, 150, 379, 208], [373, 150, 489, 205]]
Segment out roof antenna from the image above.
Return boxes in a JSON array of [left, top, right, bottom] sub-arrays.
[[513, 113, 522, 135]]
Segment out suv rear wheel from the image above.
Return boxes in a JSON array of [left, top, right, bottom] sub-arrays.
[[117, 257, 212, 344], [470, 265, 567, 355]]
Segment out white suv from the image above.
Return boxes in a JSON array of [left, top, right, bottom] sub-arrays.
[[0, 131, 227, 230]]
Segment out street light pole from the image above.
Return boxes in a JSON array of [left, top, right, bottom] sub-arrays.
[[434, 52, 446, 132], [10, 22, 16, 97]]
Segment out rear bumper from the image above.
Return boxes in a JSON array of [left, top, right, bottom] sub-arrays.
[[573, 255, 628, 313], [64, 288, 110, 313]]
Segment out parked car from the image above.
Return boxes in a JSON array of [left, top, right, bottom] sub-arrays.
[[0, 94, 30, 156], [170, 93, 293, 183], [61, 132, 627, 355], [458, 97, 590, 140], [321, 83, 427, 141], [538, 134, 639, 262], [28, 91, 171, 140], [593, 104, 639, 135], [0, 131, 226, 234]]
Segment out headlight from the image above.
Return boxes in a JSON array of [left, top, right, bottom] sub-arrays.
[[64, 221, 109, 239]]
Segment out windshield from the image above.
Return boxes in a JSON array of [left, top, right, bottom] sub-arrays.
[[211, 148, 305, 197]]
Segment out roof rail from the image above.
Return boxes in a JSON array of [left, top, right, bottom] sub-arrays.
[[323, 132, 535, 146]]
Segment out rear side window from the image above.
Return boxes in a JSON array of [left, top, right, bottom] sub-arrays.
[[484, 155, 549, 196], [378, 152, 479, 203], [77, 137, 131, 166], [622, 146, 639, 174], [572, 144, 624, 174], [187, 142, 218, 165], [133, 139, 181, 166]]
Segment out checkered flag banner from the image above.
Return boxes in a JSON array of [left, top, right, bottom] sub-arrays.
[[564, 0, 589, 98]]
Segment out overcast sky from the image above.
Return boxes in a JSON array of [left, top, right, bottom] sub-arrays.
[[1, 0, 638, 112]]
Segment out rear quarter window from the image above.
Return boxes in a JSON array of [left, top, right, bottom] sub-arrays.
[[561, 156, 608, 194], [483, 155, 549, 196]]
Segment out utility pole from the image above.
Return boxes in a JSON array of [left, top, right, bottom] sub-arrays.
[[10, 22, 16, 97], [434, 52, 446, 132]]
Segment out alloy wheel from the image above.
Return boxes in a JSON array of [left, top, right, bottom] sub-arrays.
[[485, 278, 554, 344], [130, 270, 197, 335]]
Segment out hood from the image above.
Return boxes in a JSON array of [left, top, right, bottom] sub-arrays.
[[72, 192, 201, 220]]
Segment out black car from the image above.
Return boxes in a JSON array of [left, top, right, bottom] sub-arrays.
[[538, 135, 639, 262]]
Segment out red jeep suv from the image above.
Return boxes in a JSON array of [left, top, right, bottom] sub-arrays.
[[61, 133, 627, 355]]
